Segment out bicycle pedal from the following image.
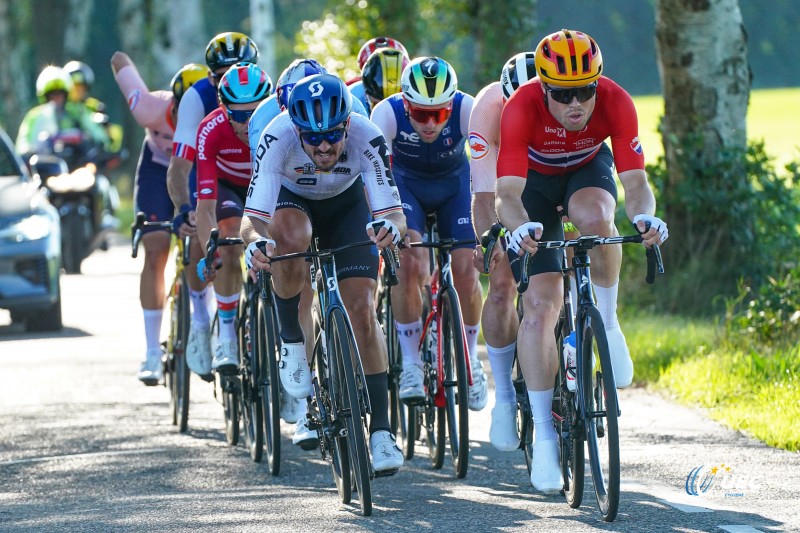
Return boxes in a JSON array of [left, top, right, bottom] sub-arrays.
[[199, 373, 215, 383], [374, 467, 399, 478], [140, 378, 159, 387], [214, 364, 238, 376]]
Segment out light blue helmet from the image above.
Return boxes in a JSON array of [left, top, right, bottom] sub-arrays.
[[276, 59, 327, 110], [287, 73, 352, 132], [217, 62, 272, 105]]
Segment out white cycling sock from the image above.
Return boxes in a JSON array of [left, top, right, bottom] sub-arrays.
[[487, 341, 516, 404], [528, 388, 557, 443], [593, 282, 620, 330], [464, 324, 480, 365], [143, 308, 163, 357], [216, 293, 239, 342], [396, 320, 422, 368], [190, 288, 210, 328]]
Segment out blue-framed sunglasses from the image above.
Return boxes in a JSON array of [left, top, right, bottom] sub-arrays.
[[299, 126, 347, 147], [226, 107, 255, 123]]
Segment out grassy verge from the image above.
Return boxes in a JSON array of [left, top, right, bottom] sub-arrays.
[[625, 312, 800, 451]]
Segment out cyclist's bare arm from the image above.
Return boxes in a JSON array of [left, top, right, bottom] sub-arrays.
[[618, 169, 661, 245], [240, 215, 273, 271], [166, 156, 193, 211], [497, 175, 537, 254]]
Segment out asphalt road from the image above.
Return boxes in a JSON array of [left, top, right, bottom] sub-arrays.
[[1, 238, 798, 532]]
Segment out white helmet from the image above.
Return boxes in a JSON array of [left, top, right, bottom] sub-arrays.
[[400, 56, 457, 106], [500, 52, 536, 99]]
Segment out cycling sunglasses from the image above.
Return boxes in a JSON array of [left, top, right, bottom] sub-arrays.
[[299, 126, 347, 147], [545, 82, 598, 104], [226, 108, 255, 123], [406, 102, 453, 125]]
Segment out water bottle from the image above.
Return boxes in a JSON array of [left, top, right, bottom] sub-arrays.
[[563, 331, 577, 392]]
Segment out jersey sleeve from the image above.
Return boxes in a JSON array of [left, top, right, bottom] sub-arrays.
[[195, 115, 220, 200], [468, 83, 503, 193], [458, 92, 474, 137], [244, 119, 293, 223], [113, 64, 162, 129], [368, 99, 397, 155], [172, 87, 207, 160], [354, 117, 403, 219], [605, 84, 645, 173], [496, 90, 534, 179]]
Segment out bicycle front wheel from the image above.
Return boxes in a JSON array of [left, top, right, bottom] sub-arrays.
[[440, 287, 469, 479], [169, 271, 191, 432], [382, 289, 413, 460], [257, 293, 281, 475], [554, 321, 584, 509], [240, 292, 263, 463], [328, 308, 372, 516], [580, 306, 620, 522]]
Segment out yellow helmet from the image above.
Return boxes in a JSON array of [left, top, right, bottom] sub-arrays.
[[171, 63, 210, 103], [534, 29, 602, 87], [361, 48, 408, 102]]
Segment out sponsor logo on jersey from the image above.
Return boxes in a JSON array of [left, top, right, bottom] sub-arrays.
[[545, 125, 566, 138], [219, 148, 243, 154], [469, 132, 489, 160], [457, 217, 470, 225], [197, 113, 226, 160], [126, 89, 140, 111], [399, 130, 420, 143], [442, 126, 451, 136], [200, 187, 213, 195], [574, 138, 596, 150], [295, 163, 317, 175], [221, 200, 238, 209], [297, 177, 317, 185], [332, 167, 351, 174], [630, 136, 643, 155]]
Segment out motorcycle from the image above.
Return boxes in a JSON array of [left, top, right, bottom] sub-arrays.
[[28, 131, 120, 274]]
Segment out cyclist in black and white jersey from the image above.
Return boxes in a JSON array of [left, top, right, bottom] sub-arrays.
[[242, 73, 406, 473]]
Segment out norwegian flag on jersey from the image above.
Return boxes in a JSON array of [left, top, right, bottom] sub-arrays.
[[630, 136, 643, 155]]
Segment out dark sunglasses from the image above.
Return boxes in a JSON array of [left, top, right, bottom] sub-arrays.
[[545, 82, 597, 104], [226, 108, 255, 123], [299, 126, 347, 147], [406, 102, 452, 125]]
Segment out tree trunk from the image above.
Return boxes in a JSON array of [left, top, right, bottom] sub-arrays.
[[63, 0, 94, 59], [0, 1, 31, 134], [160, 0, 205, 82], [250, 0, 277, 81]]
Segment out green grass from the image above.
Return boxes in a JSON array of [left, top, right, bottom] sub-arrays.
[[633, 87, 800, 170], [625, 312, 800, 451]]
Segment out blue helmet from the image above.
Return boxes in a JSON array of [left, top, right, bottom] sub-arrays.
[[276, 59, 327, 110], [288, 73, 352, 132], [217, 62, 273, 105]]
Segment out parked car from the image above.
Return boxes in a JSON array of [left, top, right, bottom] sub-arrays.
[[0, 126, 62, 331]]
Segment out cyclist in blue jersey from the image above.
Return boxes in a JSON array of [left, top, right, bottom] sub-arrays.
[[370, 57, 487, 411], [165, 31, 261, 376]]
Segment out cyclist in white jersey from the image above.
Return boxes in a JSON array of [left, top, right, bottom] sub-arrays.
[[242, 73, 407, 473], [468, 52, 536, 450]]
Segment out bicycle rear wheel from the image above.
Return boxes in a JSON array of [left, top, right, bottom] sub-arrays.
[[257, 292, 281, 475], [580, 306, 620, 522], [328, 307, 372, 516], [169, 271, 191, 432], [240, 292, 263, 462], [440, 287, 469, 478], [554, 321, 584, 509]]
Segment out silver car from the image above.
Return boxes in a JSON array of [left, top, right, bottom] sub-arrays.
[[0, 126, 62, 331]]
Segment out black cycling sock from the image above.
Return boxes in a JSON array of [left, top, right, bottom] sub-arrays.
[[365, 372, 390, 434], [275, 293, 304, 343]]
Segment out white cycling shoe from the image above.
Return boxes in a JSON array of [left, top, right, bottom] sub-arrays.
[[186, 324, 212, 376], [137, 356, 163, 386], [399, 364, 425, 403], [490, 402, 520, 452], [280, 386, 304, 424], [212, 339, 239, 372], [605, 326, 634, 388], [370, 430, 403, 472], [279, 342, 312, 399], [468, 359, 488, 411], [530, 440, 564, 493], [292, 414, 319, 450]]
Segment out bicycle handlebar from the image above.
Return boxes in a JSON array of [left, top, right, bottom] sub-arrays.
[[403, 238, 477, 250], [480, 223, 506, 274], [516, 233, 664, 293], [131, 211, 190, 265], [204, 229, 244, 271]]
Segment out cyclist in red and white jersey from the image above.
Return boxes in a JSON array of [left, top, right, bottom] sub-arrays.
[[166, 32, 260, 375], [194, 63, 272, 373], [468, 51, 536, 450], [496, 29, 668, 492], [111, 52, 207, 384]]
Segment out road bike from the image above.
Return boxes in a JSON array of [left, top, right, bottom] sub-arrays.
[[517, 231, 663, 522], [405, 214, 475, 479], [267, 239, 397, 516], [131, 213, 192, 432]]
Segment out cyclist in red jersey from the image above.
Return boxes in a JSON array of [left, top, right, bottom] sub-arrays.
[[496, 30, 668, 492], [194, 63, 272, 372]]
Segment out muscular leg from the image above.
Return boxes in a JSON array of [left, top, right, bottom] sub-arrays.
[[140, 231, 170, 358]]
